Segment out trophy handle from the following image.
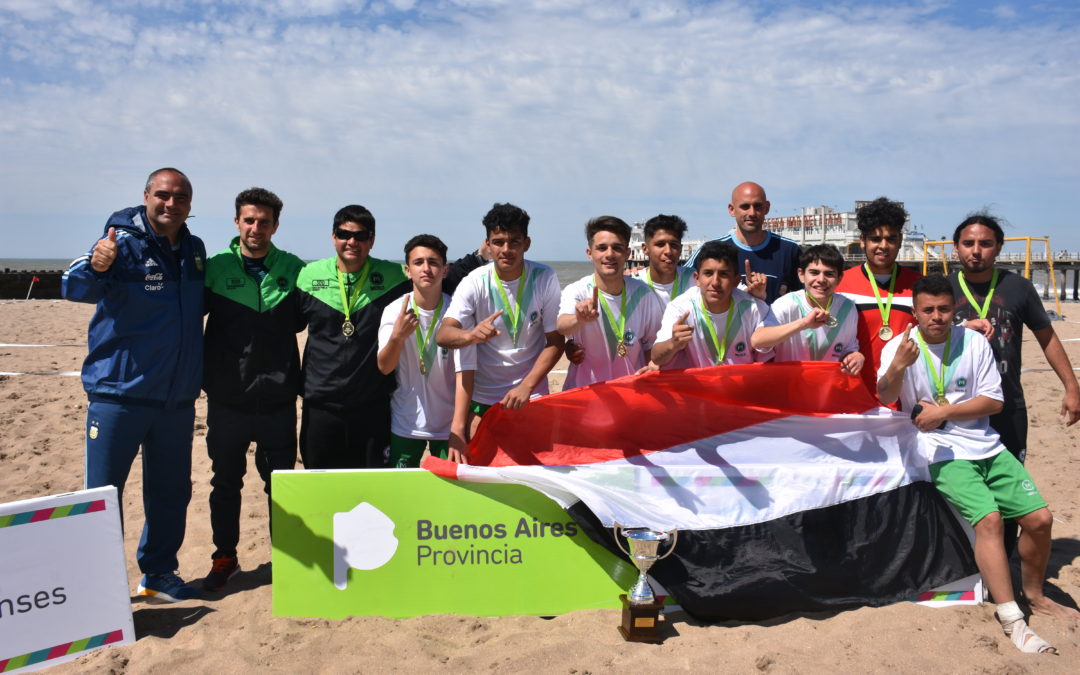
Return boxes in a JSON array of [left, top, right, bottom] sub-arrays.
[[612, 522, 631, 557], [656, 529, 678, 560]]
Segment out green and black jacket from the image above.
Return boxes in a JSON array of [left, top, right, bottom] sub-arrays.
[[295, 256, 409, 409], [203, 238, 306, 411]]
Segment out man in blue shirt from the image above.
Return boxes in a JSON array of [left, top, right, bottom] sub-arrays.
[[63, 168, 205, 602], [685, 181, 801, 303]]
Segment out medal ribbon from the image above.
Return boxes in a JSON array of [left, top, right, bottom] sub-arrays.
[[646, 268, 683, 299], [915, 328, 952, 402], [795, 293, 851, 361], [865, 263, 897, 338], [491, 266, 534, 346], [957, 269, 999, 320], [336, 259, 371, 325], [595, 276, 628, 357], [411, 295, 444, 376], [699, 296, 740, 365]]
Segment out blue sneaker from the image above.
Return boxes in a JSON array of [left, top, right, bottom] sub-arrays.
[[137, 572, 200, 602]]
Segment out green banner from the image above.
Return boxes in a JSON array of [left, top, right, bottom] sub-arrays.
[[271, 469, 637, 618]]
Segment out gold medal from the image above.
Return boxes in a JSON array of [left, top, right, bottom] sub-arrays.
[[878, 326, 893, 341], [934, 395, 948, 406], [616, 341, 628, 357], [419, 359, 427, 375], [342, 320, 355, 337]]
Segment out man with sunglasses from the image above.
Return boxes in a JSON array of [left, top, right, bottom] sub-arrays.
[[201, 187, 305, 591], [295, 205, 410, 469]]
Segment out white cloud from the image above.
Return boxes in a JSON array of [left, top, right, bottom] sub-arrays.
[[1, 1, 1079, 259]]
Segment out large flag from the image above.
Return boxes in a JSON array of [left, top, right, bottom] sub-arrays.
[[424, 362, 977, 621]]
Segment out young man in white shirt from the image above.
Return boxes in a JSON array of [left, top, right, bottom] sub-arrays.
[[652, 240, 774, 369], [557, 216, 663, 388], [751, 244, 864, 375], [378, 235, 475, 467], [436, 203, 564, 439], [632, 214, 696, 307], [877, 274, 1074, 655]]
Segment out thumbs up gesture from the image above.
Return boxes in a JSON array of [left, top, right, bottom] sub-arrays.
[[91, 227, 118, 273]]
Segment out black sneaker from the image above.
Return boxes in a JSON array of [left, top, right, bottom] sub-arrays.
[[203, 556, 240, 591]]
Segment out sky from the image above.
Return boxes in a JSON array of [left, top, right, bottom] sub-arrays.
[[1, 0, 1079, 262]]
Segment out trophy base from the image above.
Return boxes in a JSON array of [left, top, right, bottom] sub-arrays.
[[618, 594, 664, 643]]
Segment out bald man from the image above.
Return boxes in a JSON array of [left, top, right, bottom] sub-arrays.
[[685, 181, 801, 303]]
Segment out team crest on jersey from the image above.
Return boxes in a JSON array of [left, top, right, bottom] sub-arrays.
[[623, 330, 635, 344], [734, 341, 746, 354], [89, 420, 100, 440], [227, 277, 245, 290], [312, 279, 332, 289], [833, 343, 844, 353], [195, 255, 204, 271], [371, 272, 384, 289], [277, 277, 289, 290], [530, 310, 539, 323], [441, 347, 449, 358], [956, 377, 968, 388]]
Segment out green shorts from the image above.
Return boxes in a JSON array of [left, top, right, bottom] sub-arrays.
[[389, 433, 449, 469], [469, 400, 492, 417], [929, 451, 1047, 526]]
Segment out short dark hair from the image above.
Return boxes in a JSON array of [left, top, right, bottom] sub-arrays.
[[585, 216, 631, 245], [145, 167, 192, 195], [953, 211, 1005, 246], [235, 187, 283, 221], [333, 204, 375, 233], [643, 214, 687, 242], [404, 234, 448, 263], [483, 203, 530, 237], [856, 197, 907, 237], [694, 240, 738, 272], [799, 244, 845, 273], [912, 274, 955, 302]]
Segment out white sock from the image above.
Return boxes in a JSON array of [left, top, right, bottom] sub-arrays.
[[996, 601, 1023, 625]]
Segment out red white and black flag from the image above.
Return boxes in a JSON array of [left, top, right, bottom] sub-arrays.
[[424, 362, 976, 621]]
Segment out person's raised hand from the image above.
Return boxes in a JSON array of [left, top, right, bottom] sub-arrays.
[[91, 227, 118, 273]]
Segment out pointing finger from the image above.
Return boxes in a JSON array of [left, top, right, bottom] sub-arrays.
[[484, 309, 504, 324]]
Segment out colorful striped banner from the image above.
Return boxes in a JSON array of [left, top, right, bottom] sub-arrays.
[[912, 589, 977, 603], [0, 629, 123, 672], [0, 499, 106, 530]]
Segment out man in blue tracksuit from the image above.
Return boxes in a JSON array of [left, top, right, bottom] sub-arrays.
[[63, 167, 205, 602]]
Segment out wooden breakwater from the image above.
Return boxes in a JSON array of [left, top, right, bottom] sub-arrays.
[[0, 269, 63, 299]]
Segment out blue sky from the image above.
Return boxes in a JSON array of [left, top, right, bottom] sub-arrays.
[[1, 0, 1078, 261]]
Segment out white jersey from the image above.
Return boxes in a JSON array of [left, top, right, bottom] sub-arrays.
[[657, 287, 774, 369], [769, 291, 860, 363], [379, 294, 476, 439], [877, 325, 1004, 463], [446, 260, 561, 405], [632, 267, 696, 307], [558, 275, 664, 389]]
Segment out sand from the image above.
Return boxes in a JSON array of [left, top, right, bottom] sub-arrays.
[[2, 298, 1079, 673]]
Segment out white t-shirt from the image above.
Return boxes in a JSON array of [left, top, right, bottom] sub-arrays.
[[656, 287, 774, 368], [446, 261, 561, 405], [769, 290, 860, 363], [877, 325, 1004, 463], [558, 275, 664, 389], [379, 294, 477, 439], [632, 267, 697, 307]]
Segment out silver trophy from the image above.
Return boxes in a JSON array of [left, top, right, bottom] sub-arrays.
[[613, 525, 678, 605]]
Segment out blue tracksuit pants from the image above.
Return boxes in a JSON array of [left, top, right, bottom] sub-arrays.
[[85, 399, 194, 575]]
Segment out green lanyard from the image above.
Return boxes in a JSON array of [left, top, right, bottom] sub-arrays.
[[957, 269, 999, 319], [493, 268, 529, 345], [336, 260, 370, 336], [411, 295, 444, 376], [595, 276, 629, 357], [865, 263, 897, 335], [915, 328, 952, 405], [699, 296, 738, 365], [646, 268, 682, 299]]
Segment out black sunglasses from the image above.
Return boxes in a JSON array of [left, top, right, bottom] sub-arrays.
[[334, 227, 373, 242]]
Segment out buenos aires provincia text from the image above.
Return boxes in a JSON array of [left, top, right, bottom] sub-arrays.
[[415, 517, 580, 567]]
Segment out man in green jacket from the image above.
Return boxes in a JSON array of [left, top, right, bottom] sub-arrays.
[[202, 187, 305, 592]]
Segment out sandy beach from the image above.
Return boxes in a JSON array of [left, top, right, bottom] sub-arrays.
[[2, 298, 1079, 673]]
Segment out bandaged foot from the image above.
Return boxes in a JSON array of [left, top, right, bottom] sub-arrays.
[[995, 604, 1057, 655]]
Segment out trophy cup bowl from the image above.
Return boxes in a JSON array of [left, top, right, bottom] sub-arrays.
[[613, 524, 678, 642]]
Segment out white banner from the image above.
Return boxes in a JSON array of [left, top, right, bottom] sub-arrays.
[[0, 487, 134, 673]]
